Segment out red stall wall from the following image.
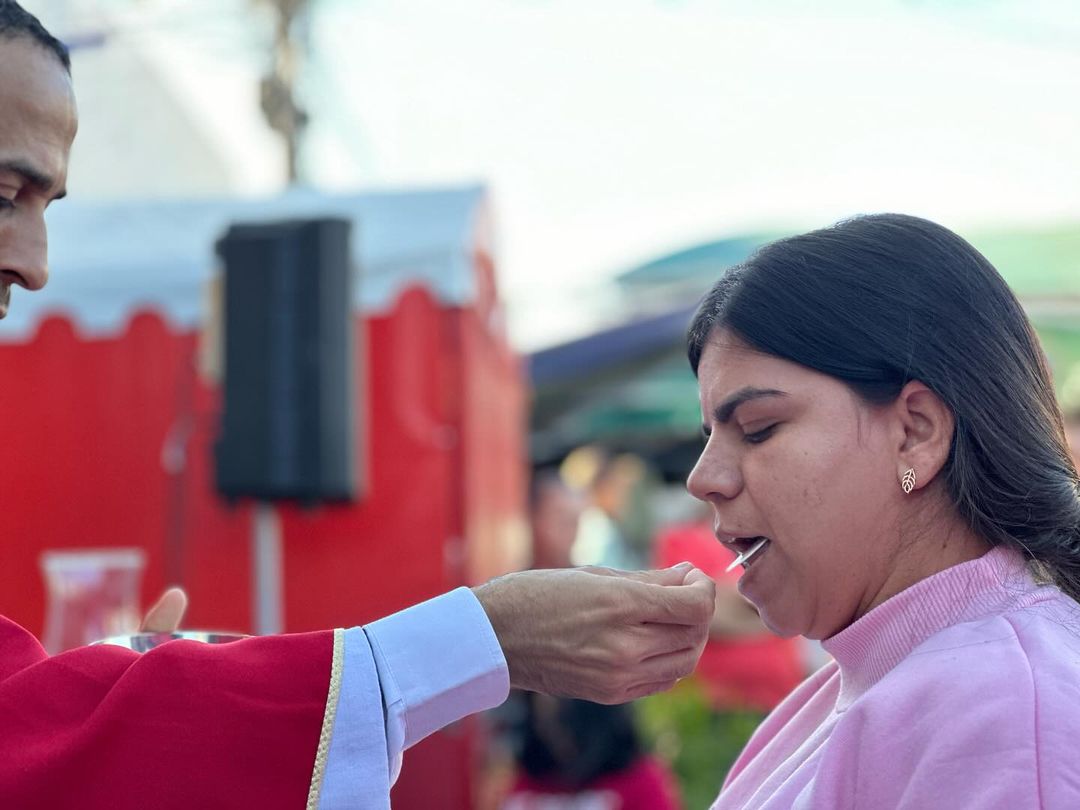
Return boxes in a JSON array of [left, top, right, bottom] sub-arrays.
[[0, 275, 526, 808]]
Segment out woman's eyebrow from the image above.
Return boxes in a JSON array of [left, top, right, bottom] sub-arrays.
[[702, 387, 787, 434]]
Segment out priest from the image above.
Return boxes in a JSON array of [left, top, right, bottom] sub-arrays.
[[0, 4, 714, 808]]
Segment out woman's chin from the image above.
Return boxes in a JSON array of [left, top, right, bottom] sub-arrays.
[[756, 606, 805, 639]]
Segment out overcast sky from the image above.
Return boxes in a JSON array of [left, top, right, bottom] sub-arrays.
[[305, 0, 1080, 346], [46, 0, 1080, 348]]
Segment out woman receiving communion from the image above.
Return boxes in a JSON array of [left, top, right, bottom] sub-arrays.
[[686, 213, 1080, 809]]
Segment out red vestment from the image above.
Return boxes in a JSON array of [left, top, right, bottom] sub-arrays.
[[0, 615, 333, 809]]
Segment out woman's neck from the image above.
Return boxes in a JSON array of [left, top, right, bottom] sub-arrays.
[[859, 498, 992, 621]]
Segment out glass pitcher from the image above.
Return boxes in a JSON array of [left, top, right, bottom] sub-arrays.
[[40, 548, 146, 655]]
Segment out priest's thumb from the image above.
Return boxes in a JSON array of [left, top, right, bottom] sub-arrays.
[[140, 586, 189, 633]]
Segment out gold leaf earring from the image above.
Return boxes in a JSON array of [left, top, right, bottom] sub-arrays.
[[901, 468, 917, 494]]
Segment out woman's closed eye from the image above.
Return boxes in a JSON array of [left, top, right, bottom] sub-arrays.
[[743, 423, 780, 444]]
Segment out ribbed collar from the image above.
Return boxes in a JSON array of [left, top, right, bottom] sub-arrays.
[[822, 546, 1037, 710]]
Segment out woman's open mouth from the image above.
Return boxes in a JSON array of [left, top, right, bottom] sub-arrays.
[[725, 537, 771, 573]]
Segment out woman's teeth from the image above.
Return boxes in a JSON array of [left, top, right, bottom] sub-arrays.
[[725, 537, 770, 573]]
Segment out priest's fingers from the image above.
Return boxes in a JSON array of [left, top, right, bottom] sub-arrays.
[[631, 571, 716, 626], [140, 587, 189, 633], [584, 563, 694, 586], [621, 679, 680, 702], [586, 646, 702, 704], [632, 648, 702, 690], [590, 679, 681, 705], [635, 621, 710, 659]]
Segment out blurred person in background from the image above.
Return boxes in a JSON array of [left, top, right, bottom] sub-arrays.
[[569, 449, 650, 570], [502, 695, 680, 810], [496, 470, 680, 810], [687, 214, 1080, 809], [530, 469, 587, 570], [0, 4, 714, 808]]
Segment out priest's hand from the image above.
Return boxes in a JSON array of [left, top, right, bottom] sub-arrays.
[[139, 587, 189, 633], [473, 564, 714, 704]]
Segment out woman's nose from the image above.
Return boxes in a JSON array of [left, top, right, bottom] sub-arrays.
[[687, 443, 742, 502]]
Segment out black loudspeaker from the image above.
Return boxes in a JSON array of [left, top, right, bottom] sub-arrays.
[[214, 217, 358, 502]]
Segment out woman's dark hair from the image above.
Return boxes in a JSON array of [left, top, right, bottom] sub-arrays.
[[0, 0, 70, 73], [687, 213, 1080, 600]]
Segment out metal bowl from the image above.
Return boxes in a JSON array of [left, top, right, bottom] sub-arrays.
[[93, 631, 249, 653]]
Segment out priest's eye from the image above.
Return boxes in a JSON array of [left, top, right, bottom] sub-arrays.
[[744, 424, 779, 444]]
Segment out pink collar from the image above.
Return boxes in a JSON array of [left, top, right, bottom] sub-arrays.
[[823, 545, 1041, 709]]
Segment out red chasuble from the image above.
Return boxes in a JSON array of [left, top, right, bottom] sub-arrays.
[[0, 615, 334, 809]]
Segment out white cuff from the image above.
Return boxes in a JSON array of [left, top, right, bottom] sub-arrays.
[[365, 586, 509, 779]]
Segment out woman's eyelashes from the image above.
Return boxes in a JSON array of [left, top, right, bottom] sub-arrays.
[[743, 423, 780, 444], [701, 421, 781, 444]]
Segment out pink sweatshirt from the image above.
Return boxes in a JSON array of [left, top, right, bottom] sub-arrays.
[[714, 546, 1080, 809]]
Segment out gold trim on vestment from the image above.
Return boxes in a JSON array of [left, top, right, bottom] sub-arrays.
[[307, 628, 345, 810]]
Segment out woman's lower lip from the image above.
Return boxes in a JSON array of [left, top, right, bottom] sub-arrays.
[[736, 543, 771, 602]]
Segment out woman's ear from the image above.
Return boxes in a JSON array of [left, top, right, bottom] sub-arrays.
[[893, 381, 954, 492]]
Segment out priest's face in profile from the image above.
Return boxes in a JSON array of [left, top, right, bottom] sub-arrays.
[[0, 35, 76, 319]]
